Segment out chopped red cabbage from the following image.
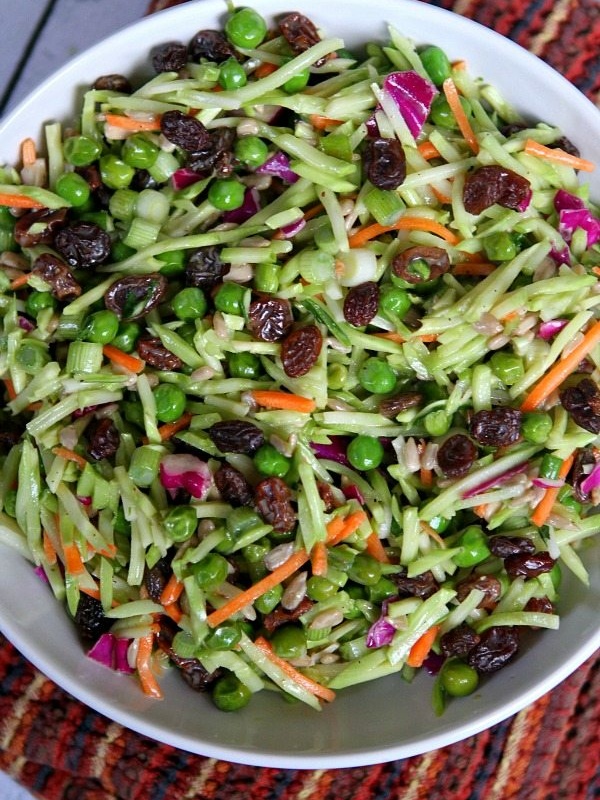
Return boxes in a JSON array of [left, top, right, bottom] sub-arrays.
[[537, 319, 569, 340], [114, 637, 135, 673], [33, 565, 49, 584], [532, 477, 564, 489], [423, 650, 445, 675], [342, 483, 365, 504], [559, 208, 600, 247], [310, 437, 350, 466], [159, 454, 212, 499], [580, 462, 600, 494], [462, 463, 529, 499], [222, 187, 260, 223], [18, 315, 35, 331], [255, 152, 299, 183], [88, 633, 134, 673], [383, 71, 438, 138], [278, 217, 306, 239], [548, 243, 571, 266], [366, 614, 396, 648], [554, 188, 585, 213], [171, 167, 204, 191]]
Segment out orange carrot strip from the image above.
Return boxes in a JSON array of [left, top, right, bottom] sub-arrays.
[[324, 515, 346, 542], [420, 466, 433, 488], [8, 273, 31, 290], [43, 531, 58, 565], [254, 61, 278, 78], [21, 138, 37, 166], [163, 603, 183, 623], [452, 261, 496, 277], [63, 542, 86, 576], [303, 202, 325, 221], [97, 543, 118, 559], [136, 633, 163, 699], [250, 390, 316, 413], [310, 541, 329, 576], [51, 446, 88, 470], [348, 216, 460, 248], [160, 573, 184, 607], [365, 531, 390, 563], [0, 192, 45, 209], [521, 320, 600, 411], [442, 77, 479, 154], [102, 344, 145, 374], [407, 625, 441, 668], [523, 138, 595, 173], [420, 521, 446, 548], [326, 510, 368, 546], [104, 113, 161, 132], [253, 636, 336, 703], [309, 114, 343, 130], [431, 186, 452, 205], [472, 503, 489, 519], [373, 331, 438, 344], [3, 379, 17, 400], [417, 141, 441, 160], [152, 412, 193, 442], [206, 549, 310, 628], [452, 59, 467, 71], [79, 585, 102, 601], [530, 453, 575, 528]]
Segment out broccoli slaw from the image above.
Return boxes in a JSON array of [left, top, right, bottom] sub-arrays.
[[0, 3, 599, 715]]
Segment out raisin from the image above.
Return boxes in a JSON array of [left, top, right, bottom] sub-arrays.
[[0, 420, 23, 452], [76, 165, 112, 208], [279, 12, 326, 66], [467, 626, 520, 674], [93, 74, 132, 93], [31, 253, 81, 301], [104, 274, 168, 321], [551, 135, 580, 157], [186, 246, 228, 289], [137, 336, 183, 371], [86, 418, 120, 461], [208, 420, 264, 455], [247, 293, 294, 341], [54, 221, 112, 269], [363, 137, 406, 190], [188, 29, 237, 64], [524, 596, 555, 628], [392, 567, 439, 599], [392, 245, 450, 284], [343, 281, 380, 327], [317, 480, 343, 512], [463, 165, 531, 215], [157, 616, 222, 692], [160, 110, 211, 152], [440, 624, 481, 658], [469, 407, 522, 447], [255, 476, 296, 532], [571, 447, 596, 503], [504, 552, 555, 579], [488, 535, 535, 558], [214, 463, 254, 507], [280, 324, 323, 377], [13, 207, 68, 248], [144, 557, 172, 602], [151, 41, 188, 73], [73, 593, 111, 641], [379, 392, 423, 418], [187, 127, 236, 178], [560, 378, 600, 434], [262, 598, 313, 632], [130, 169, 162, 191], [455, 575, 501, 609], [437, 434, 477, 477]]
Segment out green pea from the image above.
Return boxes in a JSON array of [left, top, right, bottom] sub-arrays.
[[55, 172, 91, 207], [156, 249, 187, 277], [429, 515, 450, 534], [234, 136, 269, 168], [226, 507, 263, 538], [208, 178, 245, 211], [171, 286, 208, 321], [163, 505, 197, 542], [225, 7, 267, 48], [227, 351, 262, 379], [441, 660, 479, 697], [254, 443, 291, 478], [193, 552, 229, 589], [483, 231, 518, 262], [254, 261, 279, 293], [358, 357, 397, 394], [283, 67, 310, 93], [99, 154, 135, 189], [206, 624, 242, 650], [489, 351, 524, 386], [367, 576, 397, 604], [219, 57, 248, 90], [214, 282, 246, 315], [306, 576, 339, 602], [122, 134, 159, 169], [242, 538, 270, 564], [454, 525, 491, 567], [521, 412, 553, 444], [16, 341, 50, 373], [419, 45, 452, 87], [25, 291, 56, 317], [80, 310, 120, 344], [111, 321, 141, 353], [429, 94, 471, 130], [212, 672, 252, 711], [111, 240, 136, 263], [270, 625, 307, 659], [346, 435, 384, 471], [3, 488, 17, 518], [254, 583, 283, 614], [153, 383, 187, 423], [63, 135, 102, 167], [379, 286, 411, 320], [348, 553, 382, 586], [327, 544, 356, 572]]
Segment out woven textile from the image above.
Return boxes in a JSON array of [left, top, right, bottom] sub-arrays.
[[1, 1, 599, 798]]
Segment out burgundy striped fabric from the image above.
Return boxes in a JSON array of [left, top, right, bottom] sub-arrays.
[[1, 2, 599, 798]]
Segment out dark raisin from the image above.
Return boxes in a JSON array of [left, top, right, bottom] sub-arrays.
[[247, 293, 294, 341], [188, 29, 237, 63], [379, 392, 423, 418], [160, 110, 211, 152], [31, 253, 81, 301], [279, 12, 326, 66], [440, 624, 481, 658], [571, 447, 596, 503], [208, 420, 264, 455], [13, 207, 68, 248], [463, 165, 531, 215], [262, 598, 313, 632], [437, 434, 477, 477], [104, 274, 168, 321], [560, 378, 600, 434], [137, 336, 183, 371], [130, 169, 161, 191], [86, 418, 120, 461], [524, 596, 555, 627], [343, 281, 380, 327], [317, 480, 343, 512], [488, 535, 536, 558], [504, 552, 555, 578], [363, 137, 406, 190], [144, 557, 172, 602], [187, 127, 236, 178], [73, 593, 111, 641], [0, 420, 23, 452], [392, 567, 439, 599], [280, 324, 323, 377], [455, 575, 501, 609], [151, 41, 188, 73], [550, 135, 580, 158], [467, 626, 520, 673], [157, 616, 222, 691], [500, 123, 527, 138], [392, 245, 450, 284], [255, 476, 296, 533], [54, 221, 112, 269], [214, 463, 254, 507], [186, 246, 228, 288], [76, 165, 112, 208], [93, 74, 132, 93], [469, 407, 522, 447]]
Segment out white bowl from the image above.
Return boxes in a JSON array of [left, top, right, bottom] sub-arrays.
[[0, 0, 599, 769]]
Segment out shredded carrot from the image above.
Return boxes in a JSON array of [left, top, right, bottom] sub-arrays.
[[147, 411, 193, 444], [310, 541, 329, 576], [79, 585, 102, 601], [523, 138, 595, 173], [420, 466, 433, 488], [136, 633, 163, 699], [326, 510, 368, 546], [51, 446, 88, 471], [365, 531, 390, 563], [324, 515, 346, 543], [206, 549, 310, 628], [253, 636, 336, 703], [97, 543, 118, 559], [250, 389, 316, 413], [254, 61, 278, 79], [419, 521, 446, 548], [163, 603, 183, 623], [43, 531, 58, 565], [0, 192, 45, 209], [373, 331, 438, 344], [104, 113, 161, 131], [8, 273, 31, 290], [21, 138, 37, 167], [442, 77, 479, 155], [521, 320, 600, 411], [348, 216, 460, 248], [593, 266, 600, 277], [417, 141, 441, 161], [160, 573, 184, 607], [303, 202, 325, 221], [63, 542, 86, 576], [102, 344, 145, 374], [500, 309, 521, 323], [309, 114, 343, 130], [472, 503, 489, 519], [452, 261, 496, 277], [407, 624, 441, 668], [452, 59, 467, 71], [530, 453, 575, 528], [431, 186, 452, 205], [3, 379, 17, 401]]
